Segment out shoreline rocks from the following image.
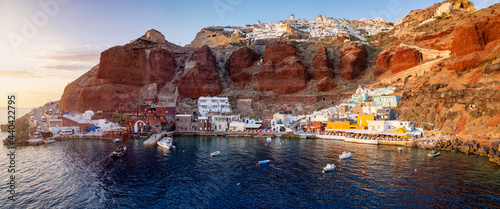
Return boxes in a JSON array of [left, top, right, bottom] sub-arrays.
[[417, 137, 500, 165]]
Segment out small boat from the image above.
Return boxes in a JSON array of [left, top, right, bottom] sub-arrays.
[[428, 150, 440, 157], [266, 138, 272, 142], [398, 147, 403, 152], [113, 139, 121, 142], [210, 151, 220, 157], [27, 138, 44, 145], [339, 152, 352, 159], [257, 160, 270, 165], [157, 137, 174, 149], [110, 146, 126, 158], [323, 163, 336, 172], [44, 139, 56, 144]]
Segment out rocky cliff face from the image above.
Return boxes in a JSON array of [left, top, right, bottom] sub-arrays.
[[227, 47, 260, 89], [176, 45, 223, 98], [255, 42, 309, 95], [188, 28, 245, 48], [397, 3, 500, 139], [339, 43, 367, 80], [376, 47, 422, 74], [312, 46, 336, 92]]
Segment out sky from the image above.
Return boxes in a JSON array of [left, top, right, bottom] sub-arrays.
[[0, 0, 498, 108]]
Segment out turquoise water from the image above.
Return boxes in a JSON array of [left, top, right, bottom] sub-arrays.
[[0, 136, 499, 208]]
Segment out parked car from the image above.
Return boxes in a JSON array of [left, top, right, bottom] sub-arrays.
[[41, 116, 46, 122]]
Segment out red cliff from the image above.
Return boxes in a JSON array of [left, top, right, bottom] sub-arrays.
[[312, 46, 336, 91], [176, 45, 222, 98], [375, 47, 422, 75], [255, 42, 309, 95], [227, 47, 260, 89], [339, 43, 367, 80]]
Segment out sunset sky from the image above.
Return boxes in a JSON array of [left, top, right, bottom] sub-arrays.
[[0, 0, 498, 108]]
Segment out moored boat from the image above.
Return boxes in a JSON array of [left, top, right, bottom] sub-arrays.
[[44, 139, 56, 144], [27, 138, 44, 145], [110, 146, 126, 158], [428, 150, 440, 157], [266, 138, 272, 142], [323, 163, 336, 172], [157, 137, 174, 149], [398, 147, 403, 152], [339, 152, 352, 159], [210, 151, 220, 157], [113, 139, 121, 142], [257, 160, 270, 165]]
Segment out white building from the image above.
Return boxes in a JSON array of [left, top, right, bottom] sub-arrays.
[[367, 120, 415, 132], [270, 113, 302, 131], [229, 121, 245, 131], [198, 96, 231, 117], [211, 114, 240, 131]]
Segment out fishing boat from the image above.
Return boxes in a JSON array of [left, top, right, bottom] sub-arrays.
[[266, 138, 272, 142], [398, 147, 403, 152], [210, 151, 220, 157], [339, 152, 352, 159], [113, 139, 121, 142], [257, 160, 270, 165], [110, 146, 126, 158], [428, 150, 440, 157], [323, 164, 336, 172]]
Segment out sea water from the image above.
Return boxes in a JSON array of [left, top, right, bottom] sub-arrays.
[[0, 136, 499, 208]]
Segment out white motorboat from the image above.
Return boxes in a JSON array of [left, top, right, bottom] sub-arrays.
[[398, 147, 403, 152], [157, 137, 174, 149], [428, 150, 440, 157], [44, 139, 56, 144], [266, 138, 272, 142], [27, 138, 44, 145], [323, 164, 336, 172], [339, 152, 352, 159], [113, 139, 121, 142], [210, 151, 220, 157]]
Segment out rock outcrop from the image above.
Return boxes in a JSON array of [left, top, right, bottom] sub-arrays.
[[256, 42, 309, 94], [376, 47, 422, 74], [176, 45, 222, 98], [96, 46, 176, 87], [312, 46, 336, 92], [312, 46, 335, 80], [339, 43, 367, 80], [188, 28, 244, 48], [451, 10, 500, 56], [227, 47, 260, 89], [441, 4, 500, 70]]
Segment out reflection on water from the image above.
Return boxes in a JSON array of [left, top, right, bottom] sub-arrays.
[[1, 135, 499, 208]]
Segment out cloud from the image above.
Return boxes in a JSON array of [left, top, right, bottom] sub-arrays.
[[0, 70, 42, 78], [41, 65, 91, 71], [36, 50, 101, 63]]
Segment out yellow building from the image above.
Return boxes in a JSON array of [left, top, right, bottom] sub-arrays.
[[357, 114, 375, 129], [326, 122, 359, 130]]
